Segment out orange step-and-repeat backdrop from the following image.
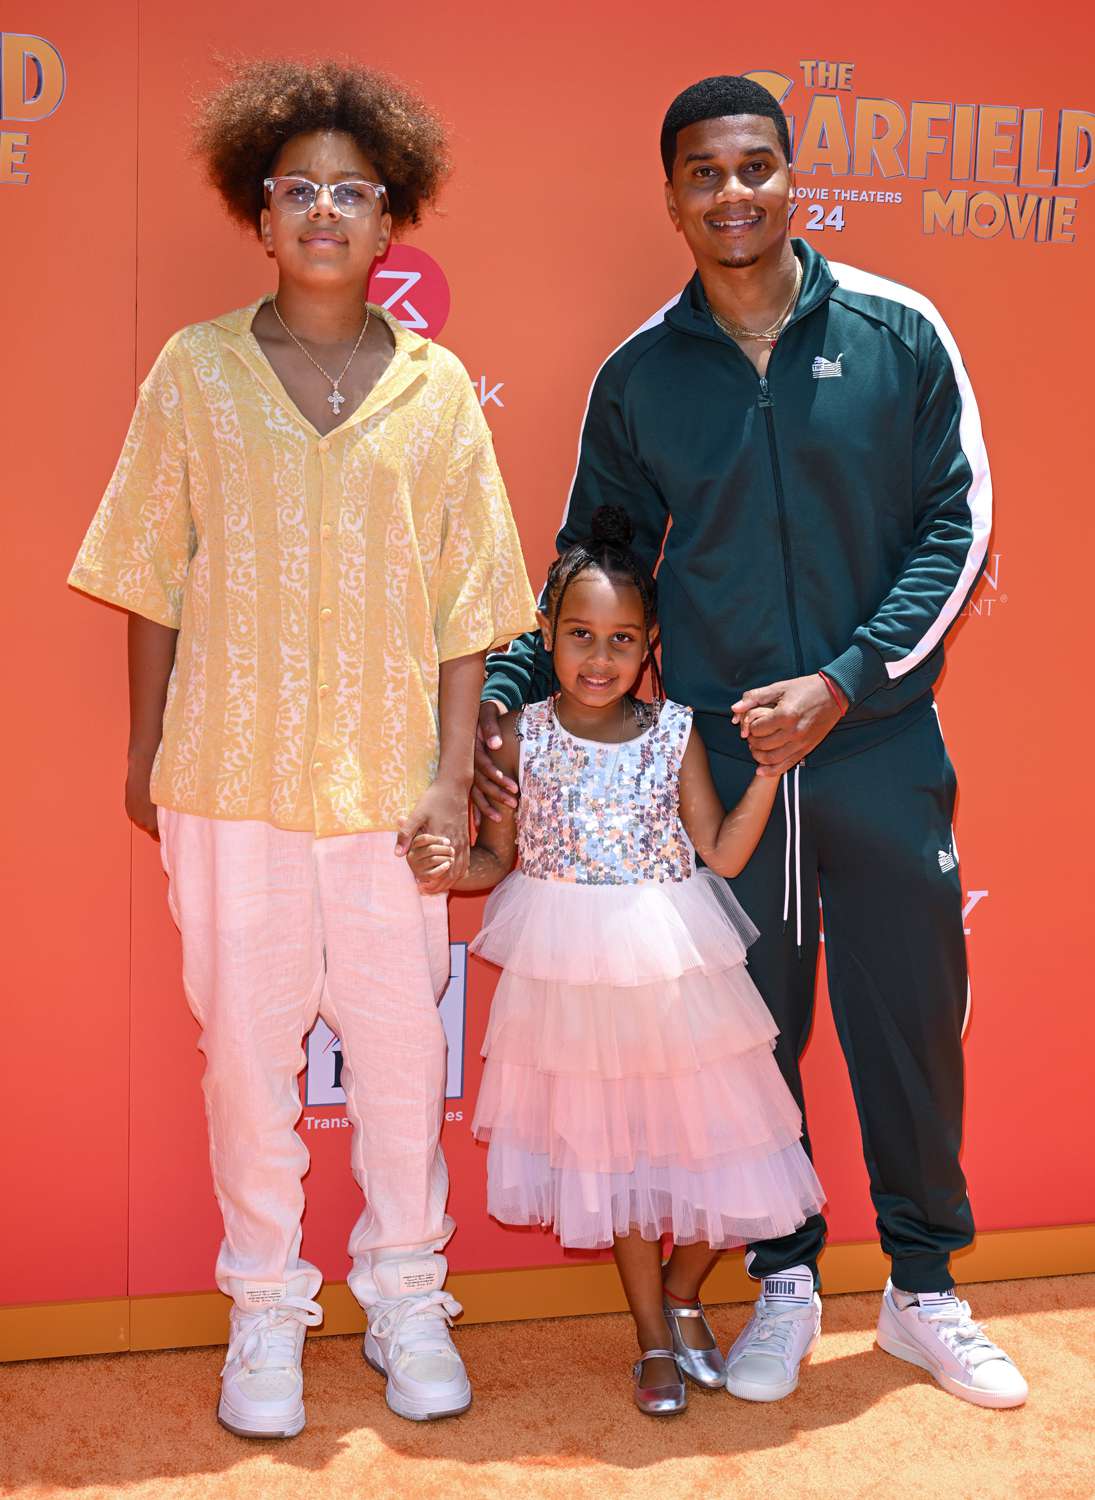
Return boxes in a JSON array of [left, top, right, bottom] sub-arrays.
[[3, 1, 1093, 1310]]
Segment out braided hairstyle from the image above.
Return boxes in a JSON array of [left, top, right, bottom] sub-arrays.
[[543, 505, 664, 701]]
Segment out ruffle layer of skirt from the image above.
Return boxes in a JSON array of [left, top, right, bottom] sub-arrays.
[[470, 868, 758, 986], [482, 1136, 826, 1250], [472, 867, 823, 1250], [480, 965, 780, 1080], [472, 1043, 807, 1175]]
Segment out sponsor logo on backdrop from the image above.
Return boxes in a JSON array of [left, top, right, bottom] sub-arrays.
[[961, 552, 1007, 622], [744, 64, 1092, 243], [368, 245, 451, 337], [963, 888, 988, 937], [366, 246, 504, 410], [0, 33, 66, 184], [962, 886, 988, 1035], [303, 942, 468, 1113]]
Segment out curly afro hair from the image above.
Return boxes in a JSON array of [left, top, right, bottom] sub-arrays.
[[194, 57, 450, 234]]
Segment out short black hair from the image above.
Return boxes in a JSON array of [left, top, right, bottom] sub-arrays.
[[660, 75, 791, 178]]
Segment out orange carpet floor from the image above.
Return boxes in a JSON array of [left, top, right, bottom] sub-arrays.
[[4, 1274, 1094, 1500]]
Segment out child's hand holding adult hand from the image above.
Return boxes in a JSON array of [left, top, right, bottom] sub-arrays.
[[731, 674, 846, 777], [407, 832, 457, 891], [395, 777, 471, 887]]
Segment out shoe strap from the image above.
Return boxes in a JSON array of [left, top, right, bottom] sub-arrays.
[[633, 1351, 683, 1388], [664, 1302, 704, 1319]]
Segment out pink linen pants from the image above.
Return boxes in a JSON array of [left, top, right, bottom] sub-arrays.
[[158, 811, 454, 1311]]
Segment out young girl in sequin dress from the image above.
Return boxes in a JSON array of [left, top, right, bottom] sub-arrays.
[[409, 507, 824, 1415]]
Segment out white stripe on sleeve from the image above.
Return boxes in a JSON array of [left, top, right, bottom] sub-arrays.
[[827, 261, 992, 680]]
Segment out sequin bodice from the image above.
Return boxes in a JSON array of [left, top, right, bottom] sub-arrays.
[[516, 698, 694, 885]]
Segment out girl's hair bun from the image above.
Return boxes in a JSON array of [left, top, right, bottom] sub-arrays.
[[589, 504, 635, 549]]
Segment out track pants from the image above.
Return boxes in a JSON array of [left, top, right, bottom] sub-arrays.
[[158, 811, 454, 1311], [708, 709, 974, 1293]]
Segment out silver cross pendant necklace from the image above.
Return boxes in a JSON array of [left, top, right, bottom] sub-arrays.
[[271, 299, 371, 416]]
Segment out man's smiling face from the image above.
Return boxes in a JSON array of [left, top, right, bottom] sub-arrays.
[[664, 114, 794, 270]]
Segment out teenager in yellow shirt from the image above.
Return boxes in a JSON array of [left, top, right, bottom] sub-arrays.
[[70, 59, 536, 1436]]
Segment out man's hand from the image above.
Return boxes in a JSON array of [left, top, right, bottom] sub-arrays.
[[395, 776, 471, 887], [125, 752, 160, 840], [731, 674, 846, 777], [407, 833, 457, 893], [472, 700, 518, 826]]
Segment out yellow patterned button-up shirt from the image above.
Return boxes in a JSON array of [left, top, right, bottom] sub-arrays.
[[70, 300, 537, 836]]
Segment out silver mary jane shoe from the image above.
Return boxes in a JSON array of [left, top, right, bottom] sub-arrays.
[[632, 1349, 688, 1415], [663, 1299, 727, 1389]]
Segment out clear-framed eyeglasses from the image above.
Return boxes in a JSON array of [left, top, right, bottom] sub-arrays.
[[263, 175, 388, 218]]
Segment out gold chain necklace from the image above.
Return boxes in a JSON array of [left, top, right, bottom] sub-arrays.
[[711, 259, 803, 349], [271, 299, 371, 416]]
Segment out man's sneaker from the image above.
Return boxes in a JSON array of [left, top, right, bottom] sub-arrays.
[[725, 1265, 821, 1402], [363, 1255, 472, 1421], [877, 1281, 1028, 1409], [218, 1293, 323, 1438]]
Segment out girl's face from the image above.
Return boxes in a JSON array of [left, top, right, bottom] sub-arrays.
[[540, 570, 649, 711], [260, 129, 392, 288]]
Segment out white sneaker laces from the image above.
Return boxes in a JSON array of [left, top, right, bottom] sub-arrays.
[[369, 1291, 462, 1372], [222, 1295, 323, 1376], [741, 1298, 810, 1362], [922, 1300, 1009, 1370]]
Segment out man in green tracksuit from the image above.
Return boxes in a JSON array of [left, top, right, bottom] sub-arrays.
[[475, 75, 1027, 1409]]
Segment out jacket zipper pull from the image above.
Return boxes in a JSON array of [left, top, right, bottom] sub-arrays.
[[757, 376, 773, 408]]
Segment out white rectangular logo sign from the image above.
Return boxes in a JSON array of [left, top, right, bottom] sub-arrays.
[[304, 943, 467, 1106]]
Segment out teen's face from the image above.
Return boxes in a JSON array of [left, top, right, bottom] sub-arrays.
[[665, 115, 794, 270], [541, 571, 648, 710], [260, 129, 392, 285]]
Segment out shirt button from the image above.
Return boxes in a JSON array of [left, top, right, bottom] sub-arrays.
[[320, 607, 333, 622], [318, 438, 330, 453], [318, 683, 330, 697], [321, 523, 332, 539], [312, 760, 324, 773]]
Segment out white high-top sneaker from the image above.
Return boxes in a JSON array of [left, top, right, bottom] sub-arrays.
[[362, 1254, 471, 1421], [877, 1281, 1029, 1408], [218, 1290, 324, 1438], [725, 1265, 821, 1402]]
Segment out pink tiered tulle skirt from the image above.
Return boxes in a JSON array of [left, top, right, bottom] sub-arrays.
[[470, 870, 826, 1249]]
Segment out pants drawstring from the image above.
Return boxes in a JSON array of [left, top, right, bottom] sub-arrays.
[[782, 764, 804, 953]]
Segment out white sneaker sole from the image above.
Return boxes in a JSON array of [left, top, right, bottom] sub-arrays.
[[725, 1333, 818, 1403], [363, 1335, 472, 1422], [217, 1393, 306, 1439], [875, 1326, 1028, 1409]]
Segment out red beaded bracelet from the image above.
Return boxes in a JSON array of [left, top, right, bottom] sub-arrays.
[[818, 670, 848, 715]]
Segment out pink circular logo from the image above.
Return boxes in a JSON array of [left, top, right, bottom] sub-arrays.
[[368, 245, 450, 339]]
